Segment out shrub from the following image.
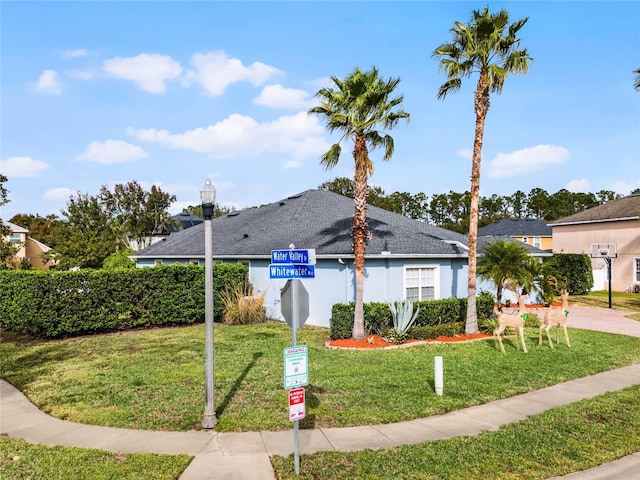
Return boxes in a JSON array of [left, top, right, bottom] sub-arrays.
[[385, 300, 420, 343], [220, 285, 267, 325], [0, 263, 248, 338], [408, 322, 464, 340], [543, 253, 593, 295], [330, 295, 492, 340]]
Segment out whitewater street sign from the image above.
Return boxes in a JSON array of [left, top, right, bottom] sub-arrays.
[[269, 264, 315, 279]]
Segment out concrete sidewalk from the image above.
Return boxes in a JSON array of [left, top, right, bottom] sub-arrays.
[[1, 305, 639, 479]]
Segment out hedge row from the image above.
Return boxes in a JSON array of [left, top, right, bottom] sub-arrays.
[[329, 293, 494, 339], [0, 264, 247, 338]]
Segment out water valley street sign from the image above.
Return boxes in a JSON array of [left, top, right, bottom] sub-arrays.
[[271, 249, 316, 265]]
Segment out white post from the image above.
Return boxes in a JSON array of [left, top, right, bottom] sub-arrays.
[[434, 356, 443, 396]]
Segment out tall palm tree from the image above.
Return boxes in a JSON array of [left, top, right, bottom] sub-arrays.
[[309, 67, 409, 339], [634, 67, 640, 91], [477, 239, 531, 311], [433, 7, 533, 333]]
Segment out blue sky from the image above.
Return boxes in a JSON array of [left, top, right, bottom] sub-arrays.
[[1, 1, 639, 221]]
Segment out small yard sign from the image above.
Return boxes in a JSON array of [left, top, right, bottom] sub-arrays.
[[288, 387, 306, 421], [284, 345, 308, 389]]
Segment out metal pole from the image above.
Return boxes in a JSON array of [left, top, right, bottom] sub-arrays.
[[292, 278, 300, 475], [607, 257, 612, 309], [202, 216, 217, 429]]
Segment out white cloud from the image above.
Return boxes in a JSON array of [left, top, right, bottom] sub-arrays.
[[61, 49, 89, 59], [253, 84, 314, 109], [65, 69, 94, 80], [103, 53, 183, 93], [1, 156, 50, 177], [283, 160, 303, 168], [457, 148, 473, 160], [184, 50, 281, 96], [565, 178, 591, 192], [35, 70, 62, 94], [611, 179, 640, 196], [78, 140, 149, 164], [43, 187, 75, 201], [129, 111, 328, 161], [487, 145, 570, 179]]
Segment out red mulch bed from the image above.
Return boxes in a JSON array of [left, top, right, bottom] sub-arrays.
[[327, 333, 492, 350]]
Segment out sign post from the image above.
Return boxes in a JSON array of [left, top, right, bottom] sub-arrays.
[[270, 246, 315, 475]]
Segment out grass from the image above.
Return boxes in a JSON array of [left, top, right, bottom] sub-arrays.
[[271, 385, 640, 479], [1, 322, 640, 432], [0, 436, 191, 480], [570, 291, 640, 320]]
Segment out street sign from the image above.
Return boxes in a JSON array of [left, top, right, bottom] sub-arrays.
[[288, 387, 306, 421], [271, 249, 316, 265], [269, 264, 315, 279], [284, 345, 308, 388], [280, 280, 309, 328]]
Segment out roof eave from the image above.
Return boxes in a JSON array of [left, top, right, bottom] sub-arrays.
[[549, 216, 639, 227]]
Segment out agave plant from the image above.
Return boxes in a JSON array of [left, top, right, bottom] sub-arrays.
[[385, 300, 420, 343]]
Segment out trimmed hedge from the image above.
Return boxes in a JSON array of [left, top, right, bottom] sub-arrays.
[[543, 253, 594, 295], [330, 293, 494, 340], [0, 264, 247, 338], [408, 322, 464, 340]]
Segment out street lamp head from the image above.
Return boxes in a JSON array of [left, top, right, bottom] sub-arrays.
[[200, 179, 216, 220]]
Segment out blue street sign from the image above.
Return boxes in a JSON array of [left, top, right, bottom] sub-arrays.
[[269, 264, 315, 279], [271, 249, 316, 265]]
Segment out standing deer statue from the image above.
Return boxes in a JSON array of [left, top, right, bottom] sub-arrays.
[[539, 276, 571, 348], [494, 284, 529, 353]]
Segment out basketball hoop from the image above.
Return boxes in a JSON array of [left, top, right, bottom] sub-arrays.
[[590, 243, 617, 259]]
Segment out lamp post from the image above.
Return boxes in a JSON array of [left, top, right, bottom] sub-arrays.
[[200, 179, 217, 429]]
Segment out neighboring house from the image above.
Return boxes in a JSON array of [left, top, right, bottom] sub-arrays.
[[2, 221, 56, 269], [548, 194, 640, 292], [134, 189, 548, 328], [478, 218, 552, 251], [130, 212, 204, 251]]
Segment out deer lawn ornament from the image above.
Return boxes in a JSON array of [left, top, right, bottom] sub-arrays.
[[539, 276, 571, 349], [494, 289, 529, 353]]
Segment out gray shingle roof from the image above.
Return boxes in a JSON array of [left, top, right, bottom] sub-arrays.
[[134, 189, 470, 259], [548, 194, 640, 226], [477, 218, 551, 236]]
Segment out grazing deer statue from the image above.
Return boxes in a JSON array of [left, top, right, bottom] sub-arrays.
[[494, 284, 529, 353], [539, 276, 571, 349]]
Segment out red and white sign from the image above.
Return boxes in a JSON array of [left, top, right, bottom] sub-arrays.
[[288, 387, 306, 421]]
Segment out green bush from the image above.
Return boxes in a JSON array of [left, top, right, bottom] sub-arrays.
[[330, 295, 494, 340], [543, 253, 593, 295], [0, 264, 248, 338], [408, 322, 464, 340]]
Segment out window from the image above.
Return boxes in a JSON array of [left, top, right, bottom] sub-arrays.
[[522, 237, 529, 244], [533, 237, 541, 248], [404, 266, 438, 301], [635, 258, 640, 283], [9, 233, 22, 244]]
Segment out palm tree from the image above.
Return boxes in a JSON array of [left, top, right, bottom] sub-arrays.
[[634, 67, 640, 91], [309, 67, 409, 339], [433, 7, 533, 333], [477, 239, 531, 311]]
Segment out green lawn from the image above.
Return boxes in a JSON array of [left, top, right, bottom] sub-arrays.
[[0, 436, 191, 480], [1, 322, 639, 432], [272, 385, 640, 479], [570, 291, 640, 320]]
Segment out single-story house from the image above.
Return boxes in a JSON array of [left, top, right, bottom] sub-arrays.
[[548, 193, 640, 292], [133, 189, 549, 327], [478, 218, 553, 251]]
